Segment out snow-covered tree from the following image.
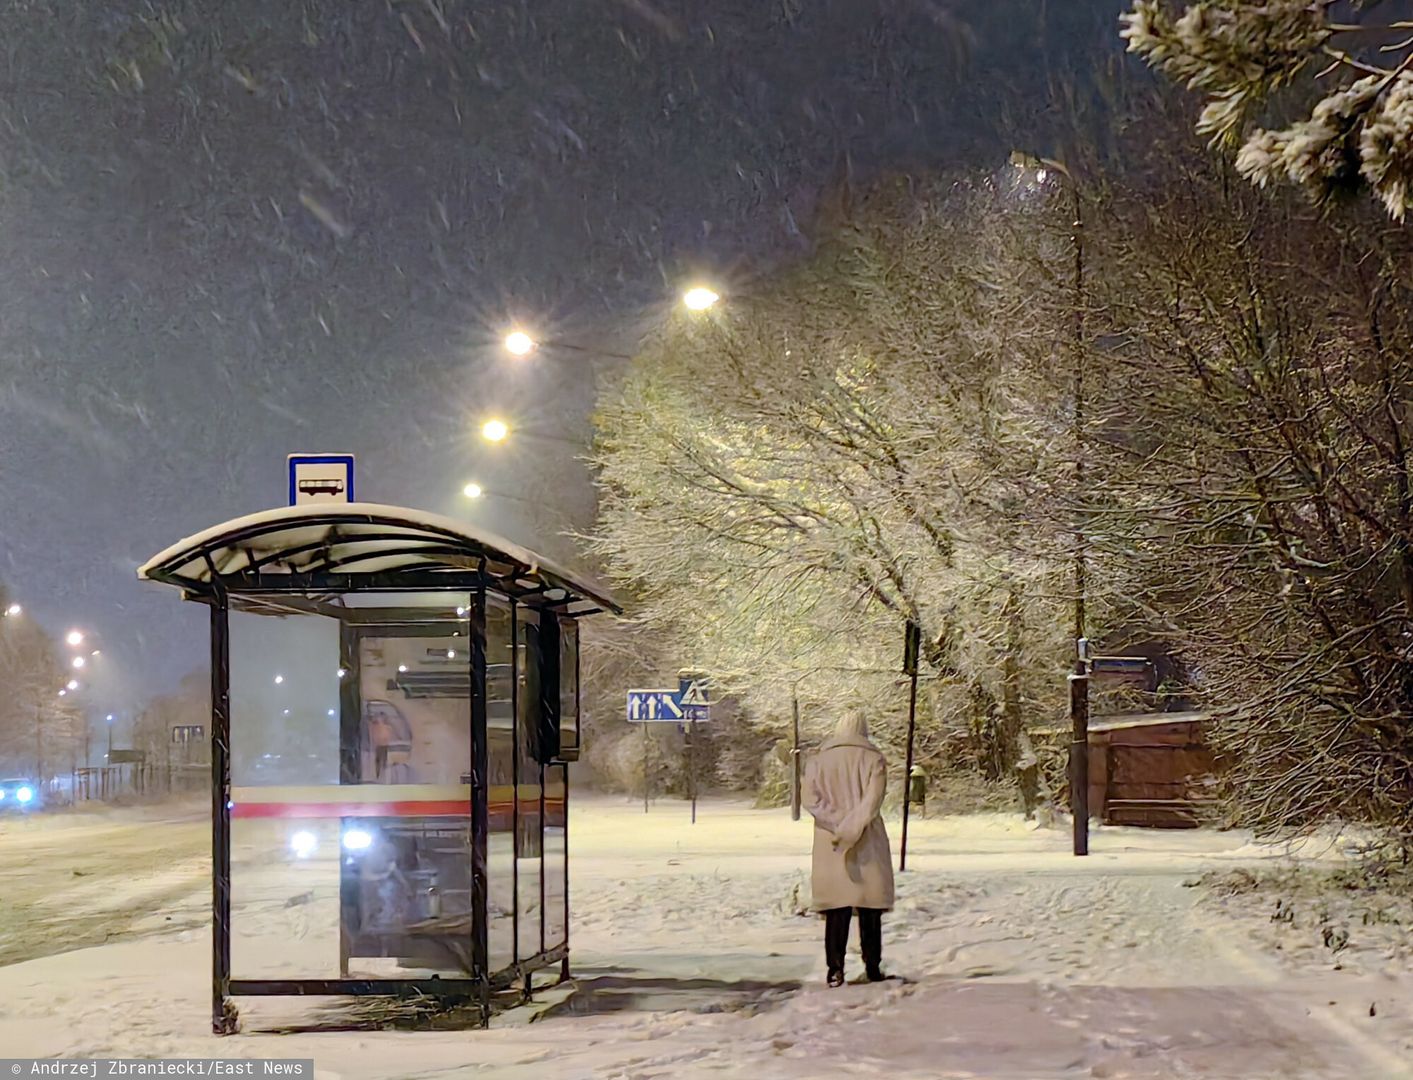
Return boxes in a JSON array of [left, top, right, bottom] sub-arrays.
[[1122, 1, 1413, 219], [589, 178, 1093, 800]]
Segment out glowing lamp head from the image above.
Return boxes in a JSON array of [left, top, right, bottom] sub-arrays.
[[16, 786, 34, 804], [289, 830, 318, 859], [66, 679, 79, 691], [481, 419, 509, 443], [71, 656, 85, 670], [463, 483, 483, 499], [504, 330, 537, 356], [683, 286, 720, 311], [4, 604, 21, 617], [65, 630, 84, 647]]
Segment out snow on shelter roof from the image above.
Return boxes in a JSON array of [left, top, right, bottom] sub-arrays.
[[137, 502, 620, 613]]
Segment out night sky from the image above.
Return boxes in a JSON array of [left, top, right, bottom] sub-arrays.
[[0, 0, 1126, 711]]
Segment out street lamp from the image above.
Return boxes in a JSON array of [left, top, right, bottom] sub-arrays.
[[682, 286, 720, 312], [65, 630, 84, 647], [481, 418, 510, 443], [1013, 148, 1087, 857], [4, 603, 20, 617], [504, 330, 536, 357], [71, 656, 85, 670], [463, 482, 484, 499]]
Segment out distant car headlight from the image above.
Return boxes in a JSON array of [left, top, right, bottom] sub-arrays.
[[0, 789, 7, 800], [289, 830, 318, 859], [342, 827, 373, 852], [16, 786, 33, 804]]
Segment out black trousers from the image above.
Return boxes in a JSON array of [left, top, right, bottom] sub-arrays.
[[824, 906, 883, 973]]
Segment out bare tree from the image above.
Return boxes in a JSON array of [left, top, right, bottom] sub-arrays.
[[1080, 115, 1413, 838]]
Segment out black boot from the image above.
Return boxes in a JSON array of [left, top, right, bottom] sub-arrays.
[[859, 908, 885, 982], [824, 908, 851, 988]]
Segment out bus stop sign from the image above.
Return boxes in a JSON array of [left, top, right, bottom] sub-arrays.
[[288, 453, 355, 505]]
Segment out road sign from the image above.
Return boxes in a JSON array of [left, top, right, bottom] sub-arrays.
[[627, 689, 683, 723], [678, 676, 710, 722], [1090, 656, 1150, 674], [1089, 655, 1154, 688], [288, 453, 355, 506]]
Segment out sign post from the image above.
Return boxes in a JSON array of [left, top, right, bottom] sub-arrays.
[[790, 692, 801, 822], [627, 681, 710, 820], [678, 675, 709, 825], [900, 621, 921, 872], [627, 689, 684, 815], [1070, 638, 1090, 856]]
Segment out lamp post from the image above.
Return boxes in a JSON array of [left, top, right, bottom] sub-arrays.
[[461, 482, 539, 506], [1013, 151, 1089, 856], [477, 417, 585, 450], [500, 330, 633, 362]]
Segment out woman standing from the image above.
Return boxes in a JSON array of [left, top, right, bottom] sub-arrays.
[[803, 710, 896, 986]]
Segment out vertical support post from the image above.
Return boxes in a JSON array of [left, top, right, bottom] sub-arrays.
[[509, 602, 520, 969], [1068, 174, 1089, 859], [790, 693, 801, 822], [210, 594, 236, 1035], [687, 720, 696, 825], [1070, 638, 1090, 857], [560, 762, 571, 985], [900, 666, 920, 872], [643, 722, 649, 814], [470, 583, 491, 1027], [900, 621, 921, 872], [337, 621, 361, 978]]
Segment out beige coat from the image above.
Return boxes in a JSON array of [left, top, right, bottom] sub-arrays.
[[803, 734, 895, 912]]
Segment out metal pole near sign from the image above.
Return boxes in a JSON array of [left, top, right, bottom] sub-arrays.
[[1070, 638, 1090, 857], [643, 721, 650, 814], [790, 692, 801, 822], [687, 719, 696, 825], [900, 621, 921, 873]]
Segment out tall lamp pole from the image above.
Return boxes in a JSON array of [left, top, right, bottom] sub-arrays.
[[1061, 163, 1089, 857], [1012, 151, 1088, 856]]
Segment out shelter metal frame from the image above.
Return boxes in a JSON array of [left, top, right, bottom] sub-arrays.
[[140, 505, 616, 1033]]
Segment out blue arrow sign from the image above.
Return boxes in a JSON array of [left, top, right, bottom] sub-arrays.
[[627, 689, 684, 723]]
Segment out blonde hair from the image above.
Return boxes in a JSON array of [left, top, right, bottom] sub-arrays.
[[833, 709, 871, 741]]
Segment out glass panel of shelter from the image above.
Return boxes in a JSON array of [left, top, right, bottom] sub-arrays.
[[227, 604, 344, 982], [339, 595, 475, 980], [222, 586, 573, 990], [220, 592, 474, 982], [485, 597, 515, 974], [515, 606, 544, 965]]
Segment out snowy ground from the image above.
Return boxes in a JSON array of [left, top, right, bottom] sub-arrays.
[[1, 796, 1411, 1078]]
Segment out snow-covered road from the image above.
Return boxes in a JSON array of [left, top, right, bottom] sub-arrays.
[[0, 802, 208, 966], [0, 797, 1408, 1078]]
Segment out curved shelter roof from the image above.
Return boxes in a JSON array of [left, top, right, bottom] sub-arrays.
[[138, 502, 619, 614]]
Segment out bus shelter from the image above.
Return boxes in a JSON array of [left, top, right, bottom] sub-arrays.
[[139, 504, 618, 1033]]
